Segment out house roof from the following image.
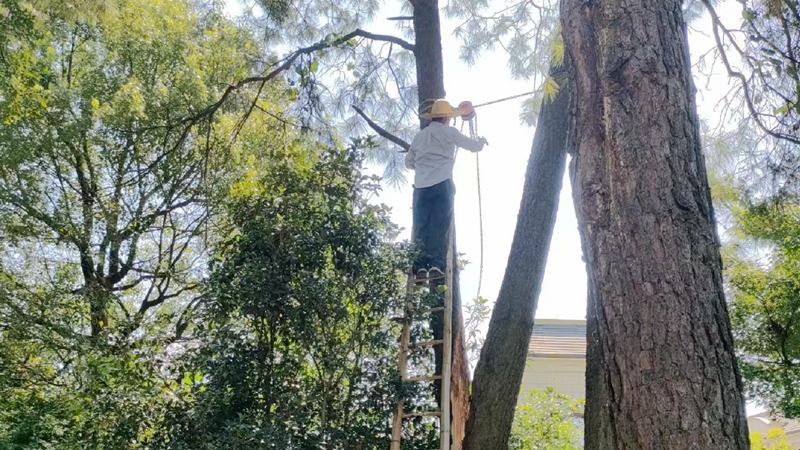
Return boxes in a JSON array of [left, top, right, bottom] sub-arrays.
[[528, 319, 586, 358], [748, 412, 800, 436]]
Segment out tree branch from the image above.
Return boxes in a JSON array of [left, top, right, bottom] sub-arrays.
[[187, 29, 414, 124], [351, 105, 411, 151], [354, 29, 415, 51], [701, 0, 800, 146]]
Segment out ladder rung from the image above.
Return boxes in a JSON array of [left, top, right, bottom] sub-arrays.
[[402, 411, 441, 418], [404, 375, 442, 382], [417, 307, 444, 314], [411, 339, 443, 348]]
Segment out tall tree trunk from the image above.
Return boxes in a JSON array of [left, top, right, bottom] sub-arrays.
[[463, 66, 571, 450], [411, 1, 471, 444], [560, 1, 750, 448], [413, 0, 445, 130], [87, 277, 110, 336]]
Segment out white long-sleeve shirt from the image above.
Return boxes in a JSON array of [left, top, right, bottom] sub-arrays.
[[404, 121, 485, 188]]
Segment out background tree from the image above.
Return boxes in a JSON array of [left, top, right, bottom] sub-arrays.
[[701, 117, 800, 423], [0, 0, 300, 446], [727, 201, 800, 419], [0, 0, 272, 338], [509, 388, 584, 450]]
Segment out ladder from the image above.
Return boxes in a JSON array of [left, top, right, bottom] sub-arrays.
[[390, 221, 454, 450]]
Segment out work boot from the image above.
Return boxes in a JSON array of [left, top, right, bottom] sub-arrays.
[[415, 268, 429, 285], [427, 267, 444, 281]]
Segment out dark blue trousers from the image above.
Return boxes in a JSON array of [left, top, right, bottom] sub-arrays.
[[412, 179, 454, 271]]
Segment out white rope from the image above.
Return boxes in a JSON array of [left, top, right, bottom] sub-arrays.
[[466, 117, 484, 300]]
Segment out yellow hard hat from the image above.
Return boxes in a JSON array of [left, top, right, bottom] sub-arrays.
[[420, 99, 465, 119]]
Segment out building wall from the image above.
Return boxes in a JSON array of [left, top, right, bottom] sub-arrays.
[[519, 356, 586, 401]]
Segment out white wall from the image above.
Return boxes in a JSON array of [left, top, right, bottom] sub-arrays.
[[519, 356, 586, 401]]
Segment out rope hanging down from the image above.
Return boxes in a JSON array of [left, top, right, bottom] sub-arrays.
[[454, 100, 485, 301], [467, 116, 484, 300]]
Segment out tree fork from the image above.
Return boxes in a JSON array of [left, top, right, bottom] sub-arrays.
[[463, 65, 571, 450], [560, 0, 750, 448]]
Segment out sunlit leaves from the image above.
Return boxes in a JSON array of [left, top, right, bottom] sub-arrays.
[[751, 428, 793, 450], [509, 388, 584, 450]]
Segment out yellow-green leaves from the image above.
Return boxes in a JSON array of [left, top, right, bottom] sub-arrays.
[[542, 76, 560, 104], [112, 78, 146, 119], [750, 428, 792, 450], [549, 26, 564, 69], [510, 388, 583, 450]]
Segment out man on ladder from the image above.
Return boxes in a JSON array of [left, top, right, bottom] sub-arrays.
[[405, 99, 488, 281], [392, 98, 488, 450]]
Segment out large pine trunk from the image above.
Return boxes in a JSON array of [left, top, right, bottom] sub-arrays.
[[411, 1, 472, 445], [463, 67, 571, 450], [560, 1, 750, 448]]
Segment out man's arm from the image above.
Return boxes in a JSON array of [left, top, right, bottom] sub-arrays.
[[405, 141, 416, 169], [445, 127, 486, 152]]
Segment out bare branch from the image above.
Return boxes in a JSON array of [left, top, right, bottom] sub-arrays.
[[701, 0, 800, 146], [387, 15, 414, 20], [186, 29, 414, 124], [355, 29, 416, 51], [351, 105, 411, 151], [173, 295, 203, 341], [140, 284, 198, 314]]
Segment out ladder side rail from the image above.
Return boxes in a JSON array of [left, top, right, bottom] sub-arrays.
[[441, 219, 454, 450], [390, 262, 416, 450]]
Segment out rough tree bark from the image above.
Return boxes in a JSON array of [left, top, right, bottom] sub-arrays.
[[463, 66, 571, 450], [560, 1, 751, 448], [411, 1, 472, 445], [412, 0, 445, 130]]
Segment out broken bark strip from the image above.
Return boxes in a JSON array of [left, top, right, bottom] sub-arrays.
[[463, 65, 571, 450], [561, 0, 750, 448]]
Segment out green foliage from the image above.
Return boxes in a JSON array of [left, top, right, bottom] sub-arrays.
[[464, 295, 490, 365], [0, 0, 269, 335], [0, 0, 303, 447], [726, 199, 800, 418], [751, 428, 792, 450], [509, 388, 584, 450], [156, 145, 437, 449]]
